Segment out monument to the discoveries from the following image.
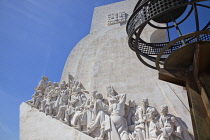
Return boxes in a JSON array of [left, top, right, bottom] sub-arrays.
[[20, 0, 195, 140]]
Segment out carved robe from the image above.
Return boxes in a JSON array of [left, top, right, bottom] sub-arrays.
[[134, 106, 153, 140], [156, 115, 182, 140], [88, 98, 109, 137], [109, 94, 129, 140]]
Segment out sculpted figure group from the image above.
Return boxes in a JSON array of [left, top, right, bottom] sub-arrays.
[[26, 76, 194, 140]]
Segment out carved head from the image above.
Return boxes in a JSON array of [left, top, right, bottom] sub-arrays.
[[81, 94, 87, 102], [60, 90, 65, 95], [76, 87, 81, 93], [53, 82, 59, 87], [37, 90, 42, 94], [42, 76, 48, 81], [60, 83, 64, 88], [74, 80, 79, 87], [75, 107, 80, 111], [95, 92, 103, 100], [38, 92, 43, 96], [39, 80, 45, 86], [109, 96, 118, 104], [106, 85, 116, 96], [64, 90, 69, 95], [141, 98, 149, 106], [48, 81, 52, 86], [72, 86, 77, 92], [54, 87, 60, 93], [160, 105, 168, 115], [92, 90, 98, 98], [129, 100, 136, 108], [147, 107, 158, 121], [37, 90, 43, 96]]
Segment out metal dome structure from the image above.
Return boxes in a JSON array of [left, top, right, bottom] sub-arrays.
[[126, 0, 210, 139], [127, 0, 209, 69]]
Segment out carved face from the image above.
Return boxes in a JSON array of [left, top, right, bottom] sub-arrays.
[[60, 83, 65, 89], [147, 108, 158, 121], [95, 93, 103, 99], [160, 105, 168, 115], [38, 92, 43, 96], [107, 87, 112, 93], [81, 94, 87, 102], [129, 100, 135, 107], [76, 87, 81, 93], [65, 90, 69, 95], [142, 98, 149, 106], [72, 86, 76, 92], [92, 90, 98, 98], [110, 96, 118, 104], [55, 87, 59, 92], [75, 107, 80, 111], [107, 86, 115, 95], [48, 81, 52, 86], [53, 82, 59, 87]]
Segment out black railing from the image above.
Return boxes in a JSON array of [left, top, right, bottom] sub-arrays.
[[126, 0, 208, 69]]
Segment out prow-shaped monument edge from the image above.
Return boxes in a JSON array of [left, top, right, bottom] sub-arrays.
[[20, 102, 95, 140]]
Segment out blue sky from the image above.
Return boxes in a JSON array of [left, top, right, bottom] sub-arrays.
[[0, 0, 209, 139], [0, 0, 122, 139]]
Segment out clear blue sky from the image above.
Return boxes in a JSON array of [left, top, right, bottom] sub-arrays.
[[0, 0, 209, 139], [0, 0, 122, 139]]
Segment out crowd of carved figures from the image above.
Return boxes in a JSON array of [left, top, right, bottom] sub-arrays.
[[27, 76, 194, 140]]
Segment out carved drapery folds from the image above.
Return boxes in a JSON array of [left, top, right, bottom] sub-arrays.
[[26, 75, 194, 140]]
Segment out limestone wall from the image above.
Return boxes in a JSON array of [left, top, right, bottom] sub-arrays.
[[90, 0, 138, 33], [60, 0, 194, 134]]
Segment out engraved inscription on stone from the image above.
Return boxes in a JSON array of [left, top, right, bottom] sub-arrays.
[[107, 12, 126, 26]]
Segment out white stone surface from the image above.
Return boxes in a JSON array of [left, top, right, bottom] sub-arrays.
[[60, 0, 193, 135], [20, 102, 95, 140], [90, 0, 138, 33]]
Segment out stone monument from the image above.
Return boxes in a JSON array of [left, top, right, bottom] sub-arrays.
[[20, 0, 195, 139]]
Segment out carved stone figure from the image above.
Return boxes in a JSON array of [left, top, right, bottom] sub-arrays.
[[55, 90, 69, 121], [66, 90, 89, 129], [60, 81, 67, 90], [70, 87, 87, 107], [109, 94, 129, 140], [53, 82, 59, 88], [40, 81, 53, 112], [34, 76, 48, 94], [71, 107, 85, 131], [32, 90, 44, 109], [27, 76, 48, 105], [26, 90, 40, 105], [125, 100, 136, 133], [26, 78, 194, 140], [81, 90, 98, 129], [147, 107, 160, 139], [50, 86, 60, 101], [65, 108, 74, 126], [86, 92, 109, 139], [125, 100, 136, 126], [106, 85, 117, 97], [156, 105, 182, 140], [133, 98, 152, 140], [44, 87, 61, 116]]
